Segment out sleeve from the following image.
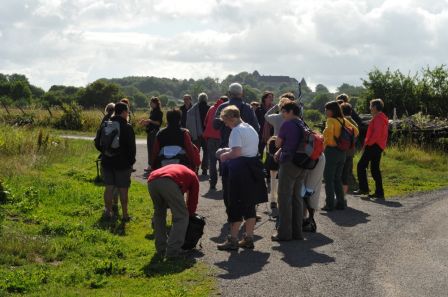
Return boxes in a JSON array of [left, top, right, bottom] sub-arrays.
[[278, 121, 289, 140], [184, 130, 201, 168], [229, 129, 242, 148], [129, 126, 136, 165], [213, 104, 225, 130], [265, 105, 279, 125], [186, 174, 199, 215], [323, 120, 334, 147], [150, 138, 160, 168]]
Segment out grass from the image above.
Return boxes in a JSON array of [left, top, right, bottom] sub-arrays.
[[353, 145, 448, 198], [0, 125, 215, 296]]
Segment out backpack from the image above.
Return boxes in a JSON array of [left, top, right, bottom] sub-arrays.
[[334, 118, 355, 151], [182, 214, 206, 250], [292, 120, 324, 169], [95, 120, 121, 157]]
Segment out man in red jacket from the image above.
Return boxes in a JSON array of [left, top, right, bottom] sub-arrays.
[[354, 99, 389, 199], [147, 164, 199, 258], [203, 96, 228, 190]]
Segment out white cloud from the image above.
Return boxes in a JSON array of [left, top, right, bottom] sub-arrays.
[[0, 0, 447, 91]]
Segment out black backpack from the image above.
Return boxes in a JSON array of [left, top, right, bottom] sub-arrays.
[[94, 120, 121, 157], [181, 214, 206, 250]]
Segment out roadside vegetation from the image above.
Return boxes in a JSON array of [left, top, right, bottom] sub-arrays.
[[0, 125, 215, 296]]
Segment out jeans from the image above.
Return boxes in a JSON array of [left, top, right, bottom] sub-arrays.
[[357, 144, 384, 196], [323, 147, 346, 208], [207, 138, 220, 187]]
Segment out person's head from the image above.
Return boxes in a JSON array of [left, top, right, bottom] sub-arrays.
[[198, 92, 208, 103], [261, 91, 274, 106], [279, 97, 292, 108], [114, 102, 129, 119], [341, 102, 352, 117], [120, 98, 130, 106], [337, 99, 344, 105], [183, 94, 192, 106], [104, 102, 115, 115], [325, 100, 344, 118], [370, 98, 384, 115], [280, 92, 295, 101], [220, 105, 241, 128], [150, 96, 161, 109], [166, 109, 182, 127], [228, 82, 243, 99], [220, 95, 228, 102], [280, 102, 300, 120], [336, 93, 349, 103]]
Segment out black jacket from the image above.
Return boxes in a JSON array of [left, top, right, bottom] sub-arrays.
[[223, 157, 268, 207], [101, 116, 136, 170]]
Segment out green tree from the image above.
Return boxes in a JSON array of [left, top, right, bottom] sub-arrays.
[[78, 80, 124, 108], [315, 84, 329, 93], [310, 93, 331, 112]]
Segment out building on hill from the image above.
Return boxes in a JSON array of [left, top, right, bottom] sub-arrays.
[[252, 71, 300, 92]]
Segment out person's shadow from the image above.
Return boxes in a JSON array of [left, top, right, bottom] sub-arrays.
[[94, 216, 127, 236], [142, 253, 197, 277], [361, 196, 402, 208], [321, 207, 370, 227], [272, 233, 335, 268], [202, 189, 223, 200], [215, 250, 270, 279]]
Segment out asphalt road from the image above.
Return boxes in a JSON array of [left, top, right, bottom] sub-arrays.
[[133, 143, 448, 297]]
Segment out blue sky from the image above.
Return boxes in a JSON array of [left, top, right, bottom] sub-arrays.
[[1, 0, 447, 91]]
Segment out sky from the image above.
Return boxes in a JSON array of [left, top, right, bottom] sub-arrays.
[[1, 0, 448, 91]]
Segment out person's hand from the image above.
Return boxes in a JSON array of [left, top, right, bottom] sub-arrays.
[[220, 153, 228, 162], [274, 150, 281, 162]]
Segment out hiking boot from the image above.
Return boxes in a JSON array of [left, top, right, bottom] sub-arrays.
[[369, 193, 385, 200], [321, 205, 334, 211], [353, 190, 369, 195], [217, 236, 239, 251], [256, 215, 262, 222], [238, 236, 254, 249]]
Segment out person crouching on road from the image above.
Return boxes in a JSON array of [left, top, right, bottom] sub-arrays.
[[217, 106, 267, 251], [147, 164, 199, 259]]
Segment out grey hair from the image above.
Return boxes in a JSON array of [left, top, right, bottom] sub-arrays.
[[104, 102, 115, 114], [228, 82, 243, 97], [198, 92, 208, 103]]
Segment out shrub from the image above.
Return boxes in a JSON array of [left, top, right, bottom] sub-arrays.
[[304, 109, 324, 124], [55, 103, 83, 130]]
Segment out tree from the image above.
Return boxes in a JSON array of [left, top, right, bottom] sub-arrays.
[[337, 83, 365, 97], [315, 84, 329, 93], [310, 93, 331, 112], [166, 100, 177, 109], [78, 80, 124, 108], [9, 81, 32, 114]]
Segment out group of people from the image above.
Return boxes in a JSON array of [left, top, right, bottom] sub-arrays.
[[95, 82, 389, 259]]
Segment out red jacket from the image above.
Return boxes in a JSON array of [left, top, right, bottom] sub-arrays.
[[147, 164, 199, 215], [365, 112, 389, 150], [203, 98, 225, 140]]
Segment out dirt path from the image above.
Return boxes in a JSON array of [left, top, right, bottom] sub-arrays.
[[130, 143, 448, 297], [71, 133, 447, 297]]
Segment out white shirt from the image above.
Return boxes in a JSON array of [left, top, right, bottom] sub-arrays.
[[228, 122, 259, 157]]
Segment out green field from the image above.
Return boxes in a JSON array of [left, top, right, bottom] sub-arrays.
[[0, 126, 215, 296]]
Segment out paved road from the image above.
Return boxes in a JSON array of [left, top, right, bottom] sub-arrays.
[[94, 138, 448, 297]]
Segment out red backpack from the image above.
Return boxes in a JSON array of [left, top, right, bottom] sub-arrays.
[[292, 120, 324, 169], [334, 118, 355, 151]]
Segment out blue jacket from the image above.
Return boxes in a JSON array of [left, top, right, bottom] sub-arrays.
[[212, 98, 260, 147]]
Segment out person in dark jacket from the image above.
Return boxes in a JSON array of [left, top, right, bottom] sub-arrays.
[[213, 83, 260, 148], [101, 102, 136, 222], [180, 94, 192, 128], [140, 97, 163, 171], [186, 92, 210, 175], [151, 109, 200, 172], [337, 93, 363, 127], [216, 106, 267, 251], [255, 91, 274, 156]]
